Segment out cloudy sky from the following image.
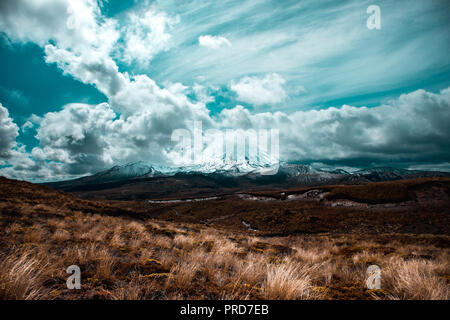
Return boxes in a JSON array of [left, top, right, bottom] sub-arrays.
[[0, 0, 449, 181]]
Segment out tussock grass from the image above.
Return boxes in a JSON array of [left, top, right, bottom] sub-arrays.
[[0, 196, 448, 300], [383, 259, 449, 300], [262, 260, 314, 299], [0, 251, 48, 300]]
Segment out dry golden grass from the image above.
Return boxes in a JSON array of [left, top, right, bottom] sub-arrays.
[[0, 178, 448, 300], [383, 258, 449, 300], [170, 256, 201, 288], [95, 248, 116, 279], [262, 259, 313, 299], [0, 251, 48, 300]]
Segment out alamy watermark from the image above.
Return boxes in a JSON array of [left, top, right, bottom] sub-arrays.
[[366, 265, 381, 289], [66, 265, 81, 289], [171, 121, 280, 175], [367, 5, 381, 30]]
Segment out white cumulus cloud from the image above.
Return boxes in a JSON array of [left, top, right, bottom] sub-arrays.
[[0, 103, 19, 158], [219, 87, 450, 164], [198, 35, 231, 49], [230, 73, 287, 106], [120, 7, 179, 67]]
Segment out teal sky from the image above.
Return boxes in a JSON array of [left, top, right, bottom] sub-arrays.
[[0, 0, 449, 181]]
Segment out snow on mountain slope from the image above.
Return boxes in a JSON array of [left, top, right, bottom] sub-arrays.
[[45, 160, 450, 190]]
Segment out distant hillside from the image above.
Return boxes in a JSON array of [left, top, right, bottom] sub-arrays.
[[0, 176, 135, 218]]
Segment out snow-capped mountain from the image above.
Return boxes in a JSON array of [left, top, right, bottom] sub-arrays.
[[98, 162, 157, 179], [79, 161, 163, 182], [45, 160, 450, 194]]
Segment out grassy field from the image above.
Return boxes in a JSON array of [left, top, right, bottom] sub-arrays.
[[0, 177, 449, 300]]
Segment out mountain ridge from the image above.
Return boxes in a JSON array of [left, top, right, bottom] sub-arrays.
[[43, 161, 450, 200]]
